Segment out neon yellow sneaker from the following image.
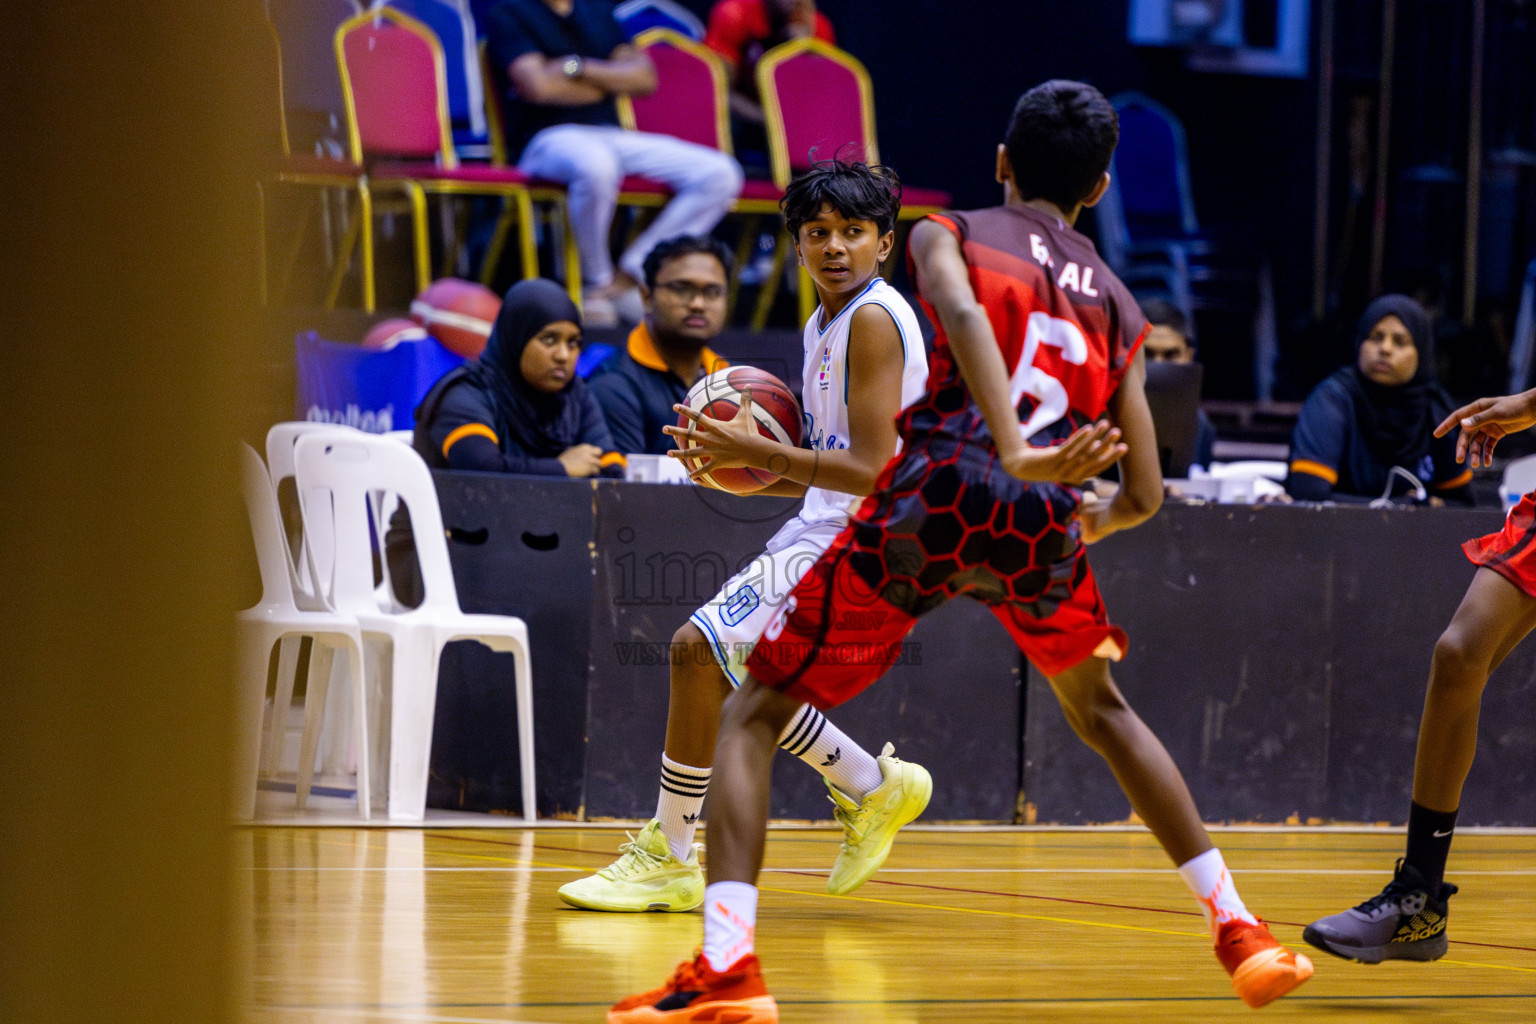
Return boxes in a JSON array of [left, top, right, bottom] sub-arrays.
[[558, 820, 704, 912], [825, 743, 932, 895]]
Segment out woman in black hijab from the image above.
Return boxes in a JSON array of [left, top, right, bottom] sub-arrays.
[[1286, 294, 1473, 504], [415, 278, 624, 477], [389, 280, 624, 605]]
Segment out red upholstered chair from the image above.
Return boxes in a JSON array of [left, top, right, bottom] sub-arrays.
[[335, 8, 567, 300], [616, 29, 783, 316], [757, 39, 952, 325], [617, 28, 731, 152]]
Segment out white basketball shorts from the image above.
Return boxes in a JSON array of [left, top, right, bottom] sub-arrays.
[[689, 515, 845, 685]]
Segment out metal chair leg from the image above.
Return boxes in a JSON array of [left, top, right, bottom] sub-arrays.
[[750, 229, 791, 331]]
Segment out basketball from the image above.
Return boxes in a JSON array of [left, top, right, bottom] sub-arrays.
[[409, 278, 501, 360], [360, 317, 431, 351], [677, 366, 803, 494]]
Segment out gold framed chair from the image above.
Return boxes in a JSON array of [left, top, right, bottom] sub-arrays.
[[616, 28, 785, 319], [334, 7, 557, 303], [757, 38, 952, 327]]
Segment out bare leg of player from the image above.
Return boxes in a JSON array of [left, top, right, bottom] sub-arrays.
[[606, 678, 796, 1024], [1046, 657, 1208, 863], [1046, 656, 1312, 1007], [1412, 568, 1536, 812], [1304, 567, 1536, 966], [664, 621, 734, 768], [707, 677, 802, 882]]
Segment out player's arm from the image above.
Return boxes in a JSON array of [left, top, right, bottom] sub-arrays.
[[661, 303, 905, 496], [752, 477, 810, 497], [908, 218, 1125, 484], [1436, 388, 1536, 468], [1079, 348, 1161, 543]]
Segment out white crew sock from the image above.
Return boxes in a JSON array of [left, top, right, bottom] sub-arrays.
[[1177, 847, 1258, 935], [654, 755, 711, 861], [777, 704, 884, 799], [702, 881, 758, 972]]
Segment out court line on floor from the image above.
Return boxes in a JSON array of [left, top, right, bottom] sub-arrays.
[[251, 991, 1536, 1018], [420, 833, 1536, 956], [248, 864, 1536, 876], [440, 830, 1536, 862], [271, 833, 1536, 877], [251, 1008, 561, 1024], [295, 834, 1536, 958], [798, 872, 1536, 964]]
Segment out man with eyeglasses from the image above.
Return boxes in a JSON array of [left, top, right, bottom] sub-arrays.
[[589, 235, 735, 455]]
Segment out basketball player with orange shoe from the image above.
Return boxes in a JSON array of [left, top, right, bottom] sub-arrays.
[[609, 81, 1312, 1022], [558, 158, 933, 915]]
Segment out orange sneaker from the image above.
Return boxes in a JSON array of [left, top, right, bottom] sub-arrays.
[[608, 950, 778, 1023], [1215, 919, 1314, 1008]]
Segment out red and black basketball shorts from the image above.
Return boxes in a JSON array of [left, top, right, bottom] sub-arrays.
[[745, 452, 1128, 710], [1464, 491, 1536, 599]]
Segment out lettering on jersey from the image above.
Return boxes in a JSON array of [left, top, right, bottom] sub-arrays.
[[805, 426, 846, 451], [1032, 233, 1098, 296], [1008, 312, 1090, 439], [1029, 233, 1054, 268], [1056, 262, 1099, 297], [817, 342, 833, 391]]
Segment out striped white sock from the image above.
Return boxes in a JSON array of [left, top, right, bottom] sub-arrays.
[[777, 705, 883, 799], [1178, 848, 1258, 936], [654, 756, 710, 861], [702, 881, 758, 972]]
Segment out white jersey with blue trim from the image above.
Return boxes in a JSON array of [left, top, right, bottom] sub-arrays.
[[797, 276, 929, 527]]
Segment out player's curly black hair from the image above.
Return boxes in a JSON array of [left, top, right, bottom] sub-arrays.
[[780, 154, 903, 238], [1005, 80, 1119, 212]]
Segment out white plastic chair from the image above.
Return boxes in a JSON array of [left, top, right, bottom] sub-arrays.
[[1501, 454, 1536, 512], [236, 443, 372, 820], [293, 431, 536, 821], [262, 421, 359, 778]]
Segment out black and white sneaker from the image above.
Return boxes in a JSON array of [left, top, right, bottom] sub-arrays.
[[1303, 859, 1457, 963]]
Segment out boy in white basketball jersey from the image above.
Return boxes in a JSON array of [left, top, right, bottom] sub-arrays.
[[558, 160, 932, 913]]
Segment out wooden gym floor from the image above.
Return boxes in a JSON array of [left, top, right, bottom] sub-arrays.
[[240, 824, 1536, 1023]]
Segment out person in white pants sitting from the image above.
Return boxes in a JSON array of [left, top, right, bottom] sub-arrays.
[[486, 0, 745, 327]]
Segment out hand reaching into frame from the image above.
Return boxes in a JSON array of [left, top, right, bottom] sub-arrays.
[[1434, 389, 1536, 468]]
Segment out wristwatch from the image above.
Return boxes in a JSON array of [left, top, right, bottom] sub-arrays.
[[561, 55, 583, 79]]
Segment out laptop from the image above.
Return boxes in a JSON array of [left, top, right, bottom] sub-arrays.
[[1142, 360, 1204, 478]]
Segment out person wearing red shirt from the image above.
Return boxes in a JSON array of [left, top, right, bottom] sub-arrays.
[[705, 0, 834, 128]]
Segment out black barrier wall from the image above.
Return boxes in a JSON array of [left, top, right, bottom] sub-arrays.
[[430, 475, 1536, 825], [1029, 504, 1536, 826]]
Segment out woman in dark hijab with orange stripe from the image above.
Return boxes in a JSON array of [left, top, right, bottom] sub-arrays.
[[414, 278, 625, 478], [1286, 294, 1472, 505]]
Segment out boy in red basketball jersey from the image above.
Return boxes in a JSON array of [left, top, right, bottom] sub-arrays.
[[608, 81, 1311, 1023], [1305, 387, 1536, 962]]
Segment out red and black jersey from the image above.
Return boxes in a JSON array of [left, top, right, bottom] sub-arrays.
[[902, 204, 1149, 459]]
